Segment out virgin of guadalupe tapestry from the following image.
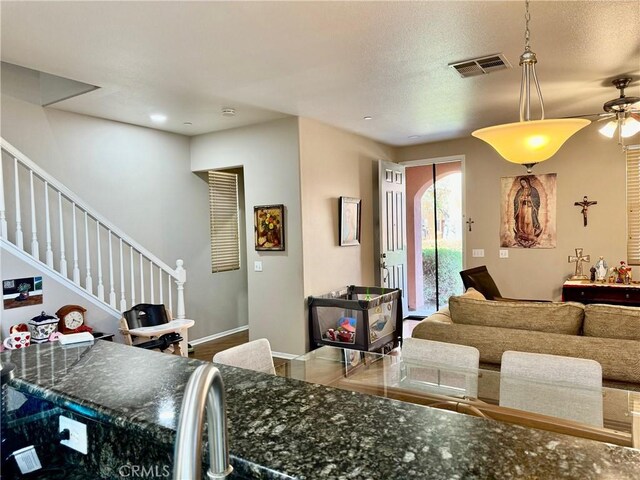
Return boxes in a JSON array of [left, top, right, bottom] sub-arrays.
[[500, 174, 556, 249]]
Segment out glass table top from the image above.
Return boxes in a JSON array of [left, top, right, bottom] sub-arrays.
[[287, 346, 640, 449]]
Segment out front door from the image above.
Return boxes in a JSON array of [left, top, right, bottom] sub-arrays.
[[378, 160, 408, 317]]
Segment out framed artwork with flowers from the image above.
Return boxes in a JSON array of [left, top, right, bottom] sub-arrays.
[[254, 204, 285, 251]]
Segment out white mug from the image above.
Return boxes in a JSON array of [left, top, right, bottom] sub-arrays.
[[3, 331, 31, 349]]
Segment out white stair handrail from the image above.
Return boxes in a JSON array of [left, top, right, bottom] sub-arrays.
[[0, 137, 186, 318]]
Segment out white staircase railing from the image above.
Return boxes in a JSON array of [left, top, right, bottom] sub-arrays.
[[0, 138, 187, 318]]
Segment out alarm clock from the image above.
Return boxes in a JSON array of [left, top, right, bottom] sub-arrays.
[[55, 305, 93, 335]]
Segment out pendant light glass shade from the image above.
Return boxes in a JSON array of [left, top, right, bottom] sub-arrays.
[[473, 118, 590, 165], [598, 120, 618, 138], [471, 0, 589, 171], [621, 116, 640, 138]]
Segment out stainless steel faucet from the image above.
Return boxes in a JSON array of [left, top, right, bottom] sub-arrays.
[[173, 364, 233, 479]]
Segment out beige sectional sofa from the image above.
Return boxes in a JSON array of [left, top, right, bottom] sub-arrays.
[[412, 289, 640, 389]]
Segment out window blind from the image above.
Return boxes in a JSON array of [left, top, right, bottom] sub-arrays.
[[208, 171, 240, 273], [627, 146, 640, 265]]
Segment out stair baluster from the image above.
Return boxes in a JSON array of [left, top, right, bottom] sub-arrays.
[[29, 171, 39, 259], [14, 158, 24, 249], [72, 203, 80, 284], [44, 183, 54, 267], [108, 231, 116, 308], [96, 221, 105, 301], [119, 238, 126, 311], [84, 212, 93, 294], [58, 192, 67, 277]]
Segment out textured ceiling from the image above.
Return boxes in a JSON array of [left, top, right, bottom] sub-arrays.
[[1, 1, 639, 146]]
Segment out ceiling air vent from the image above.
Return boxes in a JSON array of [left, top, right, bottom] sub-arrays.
[[449, 54, 511, 78]]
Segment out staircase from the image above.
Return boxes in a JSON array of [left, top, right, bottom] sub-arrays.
[[0, 138, 187, 321]]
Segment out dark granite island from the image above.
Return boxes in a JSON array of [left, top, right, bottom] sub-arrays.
[[2, 340, 640, 479]]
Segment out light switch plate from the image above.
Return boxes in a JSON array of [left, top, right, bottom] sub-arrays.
[[59, 415, 87, 455], [472, 249, 485, 258], [499, 249, 509, 258], [254, 261, 263, 272]]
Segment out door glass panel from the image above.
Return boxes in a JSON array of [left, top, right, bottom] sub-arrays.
[[406, 162, 463, 317], [434, 163, 464, 305]]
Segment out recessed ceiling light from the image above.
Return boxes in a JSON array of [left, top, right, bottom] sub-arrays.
[[222, 107, 236, 117], [408, 135, 421, 139], [363, 116, 373, 120], [150, 113, 167, 123], [183, 122, 193, 126]]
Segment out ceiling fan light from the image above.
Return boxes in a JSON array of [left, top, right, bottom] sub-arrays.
[[472, 119, 590, 165], [621, 117, 640, 138], [598, 120, 618, 138]]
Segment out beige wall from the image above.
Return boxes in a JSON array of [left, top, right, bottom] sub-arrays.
[[190, 117, 305, 354], [396, 124, 629, 301], [1, 94, 248, 340], [298, 118, 395, 298]]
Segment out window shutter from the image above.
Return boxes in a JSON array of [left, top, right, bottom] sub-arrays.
[[627, 146, 640, 265], [209, 171, 240, 272]]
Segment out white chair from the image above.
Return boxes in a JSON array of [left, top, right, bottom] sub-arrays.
[[212, 338, 276, 375], [500, 351, 603, 428], [401, 338, 480, 398]]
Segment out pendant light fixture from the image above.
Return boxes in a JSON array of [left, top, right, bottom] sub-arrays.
[[472, 0, 590, 173]]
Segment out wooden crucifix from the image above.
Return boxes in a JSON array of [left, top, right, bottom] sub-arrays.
[[574, 196, 597, 227], [466, 218, 474, 232], [568, 248, 590, 280]]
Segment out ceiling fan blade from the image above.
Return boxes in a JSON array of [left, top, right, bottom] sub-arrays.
[[562, 112, 610, 119]]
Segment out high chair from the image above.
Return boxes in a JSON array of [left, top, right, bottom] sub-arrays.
[[119, 304, 194, 357]]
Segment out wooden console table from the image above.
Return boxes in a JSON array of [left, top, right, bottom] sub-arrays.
[[562, 280, 640, 307]]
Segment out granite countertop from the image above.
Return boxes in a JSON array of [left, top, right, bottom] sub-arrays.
[[3, 341, 640, 479]]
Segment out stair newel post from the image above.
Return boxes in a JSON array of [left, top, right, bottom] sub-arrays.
[[72, 203, 80, 284], [0, 154, 7, 239], [14, 158, 24, 249], [96, 221, 104, 301], [84, 212, 92, 294], [29, 171, 39, 259], [130, 246, 136, 307], [175, 259, 186, 319], [139, 253, 145, 303], [150, 263, 155, 303], [58, 192, 67, 277], [119, 238, 126, 311], [44, 182, 53, 267], [108, 230, 116, 308]]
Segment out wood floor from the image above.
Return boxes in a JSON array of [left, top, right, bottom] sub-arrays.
[[189, 330, 290, 375]]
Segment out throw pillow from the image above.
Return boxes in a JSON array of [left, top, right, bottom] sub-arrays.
[[448, 297, 584, 335]]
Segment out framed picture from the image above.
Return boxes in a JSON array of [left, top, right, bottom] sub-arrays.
[[3, 276, 43, 310], [339, 197, 361, 246], [254, 204, 285, 251]]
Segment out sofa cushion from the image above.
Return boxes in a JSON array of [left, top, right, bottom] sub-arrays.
[[448, 297, 584, 335], [584, 304, 640, 341], [412, 322, 640, 384]]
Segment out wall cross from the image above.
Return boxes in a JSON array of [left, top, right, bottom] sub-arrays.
[[574, 196, 597, 227], [466, 218, 474, 232], [568, 248, 590, 280]]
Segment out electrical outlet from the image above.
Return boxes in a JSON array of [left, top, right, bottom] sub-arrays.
[[499, 249, 509, 258], [472, 249, 485, 258], [254, 261, 263, 272], [59, 415, 87, 455]]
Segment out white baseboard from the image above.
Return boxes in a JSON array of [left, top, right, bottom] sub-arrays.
[[271, 351, 298, 360], [189, 325, 249, 346]]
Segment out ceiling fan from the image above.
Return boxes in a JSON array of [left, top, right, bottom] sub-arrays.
[[578, 77, 640, 146]]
